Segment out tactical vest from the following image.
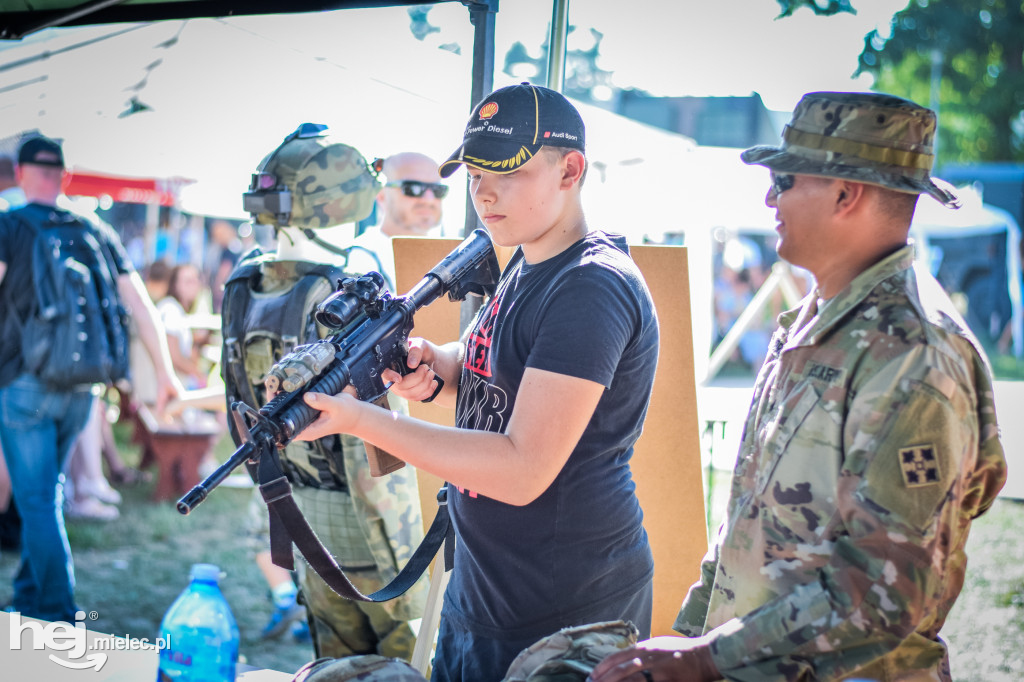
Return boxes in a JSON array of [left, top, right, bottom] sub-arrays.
[[221, 249, 353, 489]]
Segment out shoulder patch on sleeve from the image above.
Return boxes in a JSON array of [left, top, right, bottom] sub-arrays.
[[898, 445, 942, 488], [923, 367, 957, 401]]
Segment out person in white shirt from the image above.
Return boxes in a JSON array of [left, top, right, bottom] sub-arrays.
[[348, 152, 446, 288]]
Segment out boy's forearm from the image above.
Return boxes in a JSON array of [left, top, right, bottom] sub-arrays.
[[351, 399, 530, 504]]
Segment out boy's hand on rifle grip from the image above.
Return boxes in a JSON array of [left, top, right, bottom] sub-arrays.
[[383, 338, 441, 403]]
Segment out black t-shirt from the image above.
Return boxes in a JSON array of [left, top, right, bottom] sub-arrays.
[[447, 230, 660, 641], [0, 203, 132, 388]]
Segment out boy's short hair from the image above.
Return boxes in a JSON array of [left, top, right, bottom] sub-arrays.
[[440, 82, 585, 178], [540, 145, 588, 187]]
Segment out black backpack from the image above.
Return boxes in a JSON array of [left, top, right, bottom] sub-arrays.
[[5, 205, 131, 390]]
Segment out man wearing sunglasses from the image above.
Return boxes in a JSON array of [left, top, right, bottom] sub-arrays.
[[592, 92, 1006, 682], [348, 152, 446, 289]]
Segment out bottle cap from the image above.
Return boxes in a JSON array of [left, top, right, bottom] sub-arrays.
[[190, 563, 222, 583]]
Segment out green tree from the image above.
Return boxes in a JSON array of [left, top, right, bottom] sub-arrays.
[[855, 0, 1024, 164]]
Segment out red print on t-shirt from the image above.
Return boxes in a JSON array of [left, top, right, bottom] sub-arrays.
[[464, 295, 500, 378]]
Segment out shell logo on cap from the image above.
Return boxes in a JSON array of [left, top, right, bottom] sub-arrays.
[[479, 102, 499, 120]]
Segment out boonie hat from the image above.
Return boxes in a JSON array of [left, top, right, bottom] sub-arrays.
[[741, 91, 960, 208], [439, 82, 584, 178], [18, 135, 65, 168]]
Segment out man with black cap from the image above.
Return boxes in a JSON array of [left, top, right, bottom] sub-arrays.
[[295, 82, 660, 681], [591, 92, 1007, 682], [0, 134, 182, 623]]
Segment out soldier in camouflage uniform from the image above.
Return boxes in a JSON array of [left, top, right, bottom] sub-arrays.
[[229, 123, 427, 660], [591, 92, 1007, 682]]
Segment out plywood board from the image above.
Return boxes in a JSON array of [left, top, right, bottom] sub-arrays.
[[393, 236, 705, 638]]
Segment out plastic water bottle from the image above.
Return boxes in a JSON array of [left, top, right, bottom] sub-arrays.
[[157, 563, 240, 681]]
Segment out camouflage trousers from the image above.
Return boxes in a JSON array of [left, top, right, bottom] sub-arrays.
[[291, 485, 418, 662], [299, 564, 417, 661]]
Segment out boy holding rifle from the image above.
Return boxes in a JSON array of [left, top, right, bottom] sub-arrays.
[[297, 83, 661, 682]]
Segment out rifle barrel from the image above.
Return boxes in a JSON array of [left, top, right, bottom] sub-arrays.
[[177, 441, 255, 514]]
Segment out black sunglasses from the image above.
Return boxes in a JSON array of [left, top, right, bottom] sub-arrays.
[[770, 173, 796, 195], [386, 180, 449, 199]]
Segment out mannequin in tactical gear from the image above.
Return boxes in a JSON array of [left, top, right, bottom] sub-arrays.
[[225, 124, 428, 659]]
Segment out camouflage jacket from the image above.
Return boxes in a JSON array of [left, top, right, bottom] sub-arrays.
[[674, 246, 1006, 681]]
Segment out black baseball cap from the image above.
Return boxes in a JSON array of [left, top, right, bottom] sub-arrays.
[[18, 135, 65, 168], [439, 82, 585, 178]]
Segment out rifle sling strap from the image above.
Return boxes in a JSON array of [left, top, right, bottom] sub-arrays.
[[258, 452, 454, 602]]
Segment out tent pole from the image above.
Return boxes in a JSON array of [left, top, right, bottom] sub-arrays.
[[467, 1, 497, 117], [546, 0, 569, 91], [459, 1, 499, 331], [462, 0, 498, 239]]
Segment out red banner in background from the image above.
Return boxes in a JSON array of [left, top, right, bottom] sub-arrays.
[[62, 168, 194, 207]]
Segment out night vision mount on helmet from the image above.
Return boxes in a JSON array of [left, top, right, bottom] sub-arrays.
[[243, 122, 381, 230]]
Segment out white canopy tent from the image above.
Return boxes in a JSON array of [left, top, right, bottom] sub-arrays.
[[0, 13, 698, 237], [0, 13, 476, 220], [3, 14, 1017, 363]]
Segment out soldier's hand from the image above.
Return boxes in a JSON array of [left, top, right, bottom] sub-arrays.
[[588, 635, 720, 682]]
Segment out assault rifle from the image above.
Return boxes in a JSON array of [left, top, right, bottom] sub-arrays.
[[176, 228, 500, 515]]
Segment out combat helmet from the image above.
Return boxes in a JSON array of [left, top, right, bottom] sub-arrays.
[[291, 655, 426, 682], [243, 122, 380, 229]]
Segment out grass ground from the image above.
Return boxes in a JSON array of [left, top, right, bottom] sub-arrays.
[[943, 497, 1024, 681], [0, 424, 315, 675], [2, 418, 1022, 679]]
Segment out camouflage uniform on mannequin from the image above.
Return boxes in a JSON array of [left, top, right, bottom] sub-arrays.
[[226, 124, 427, 660]]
